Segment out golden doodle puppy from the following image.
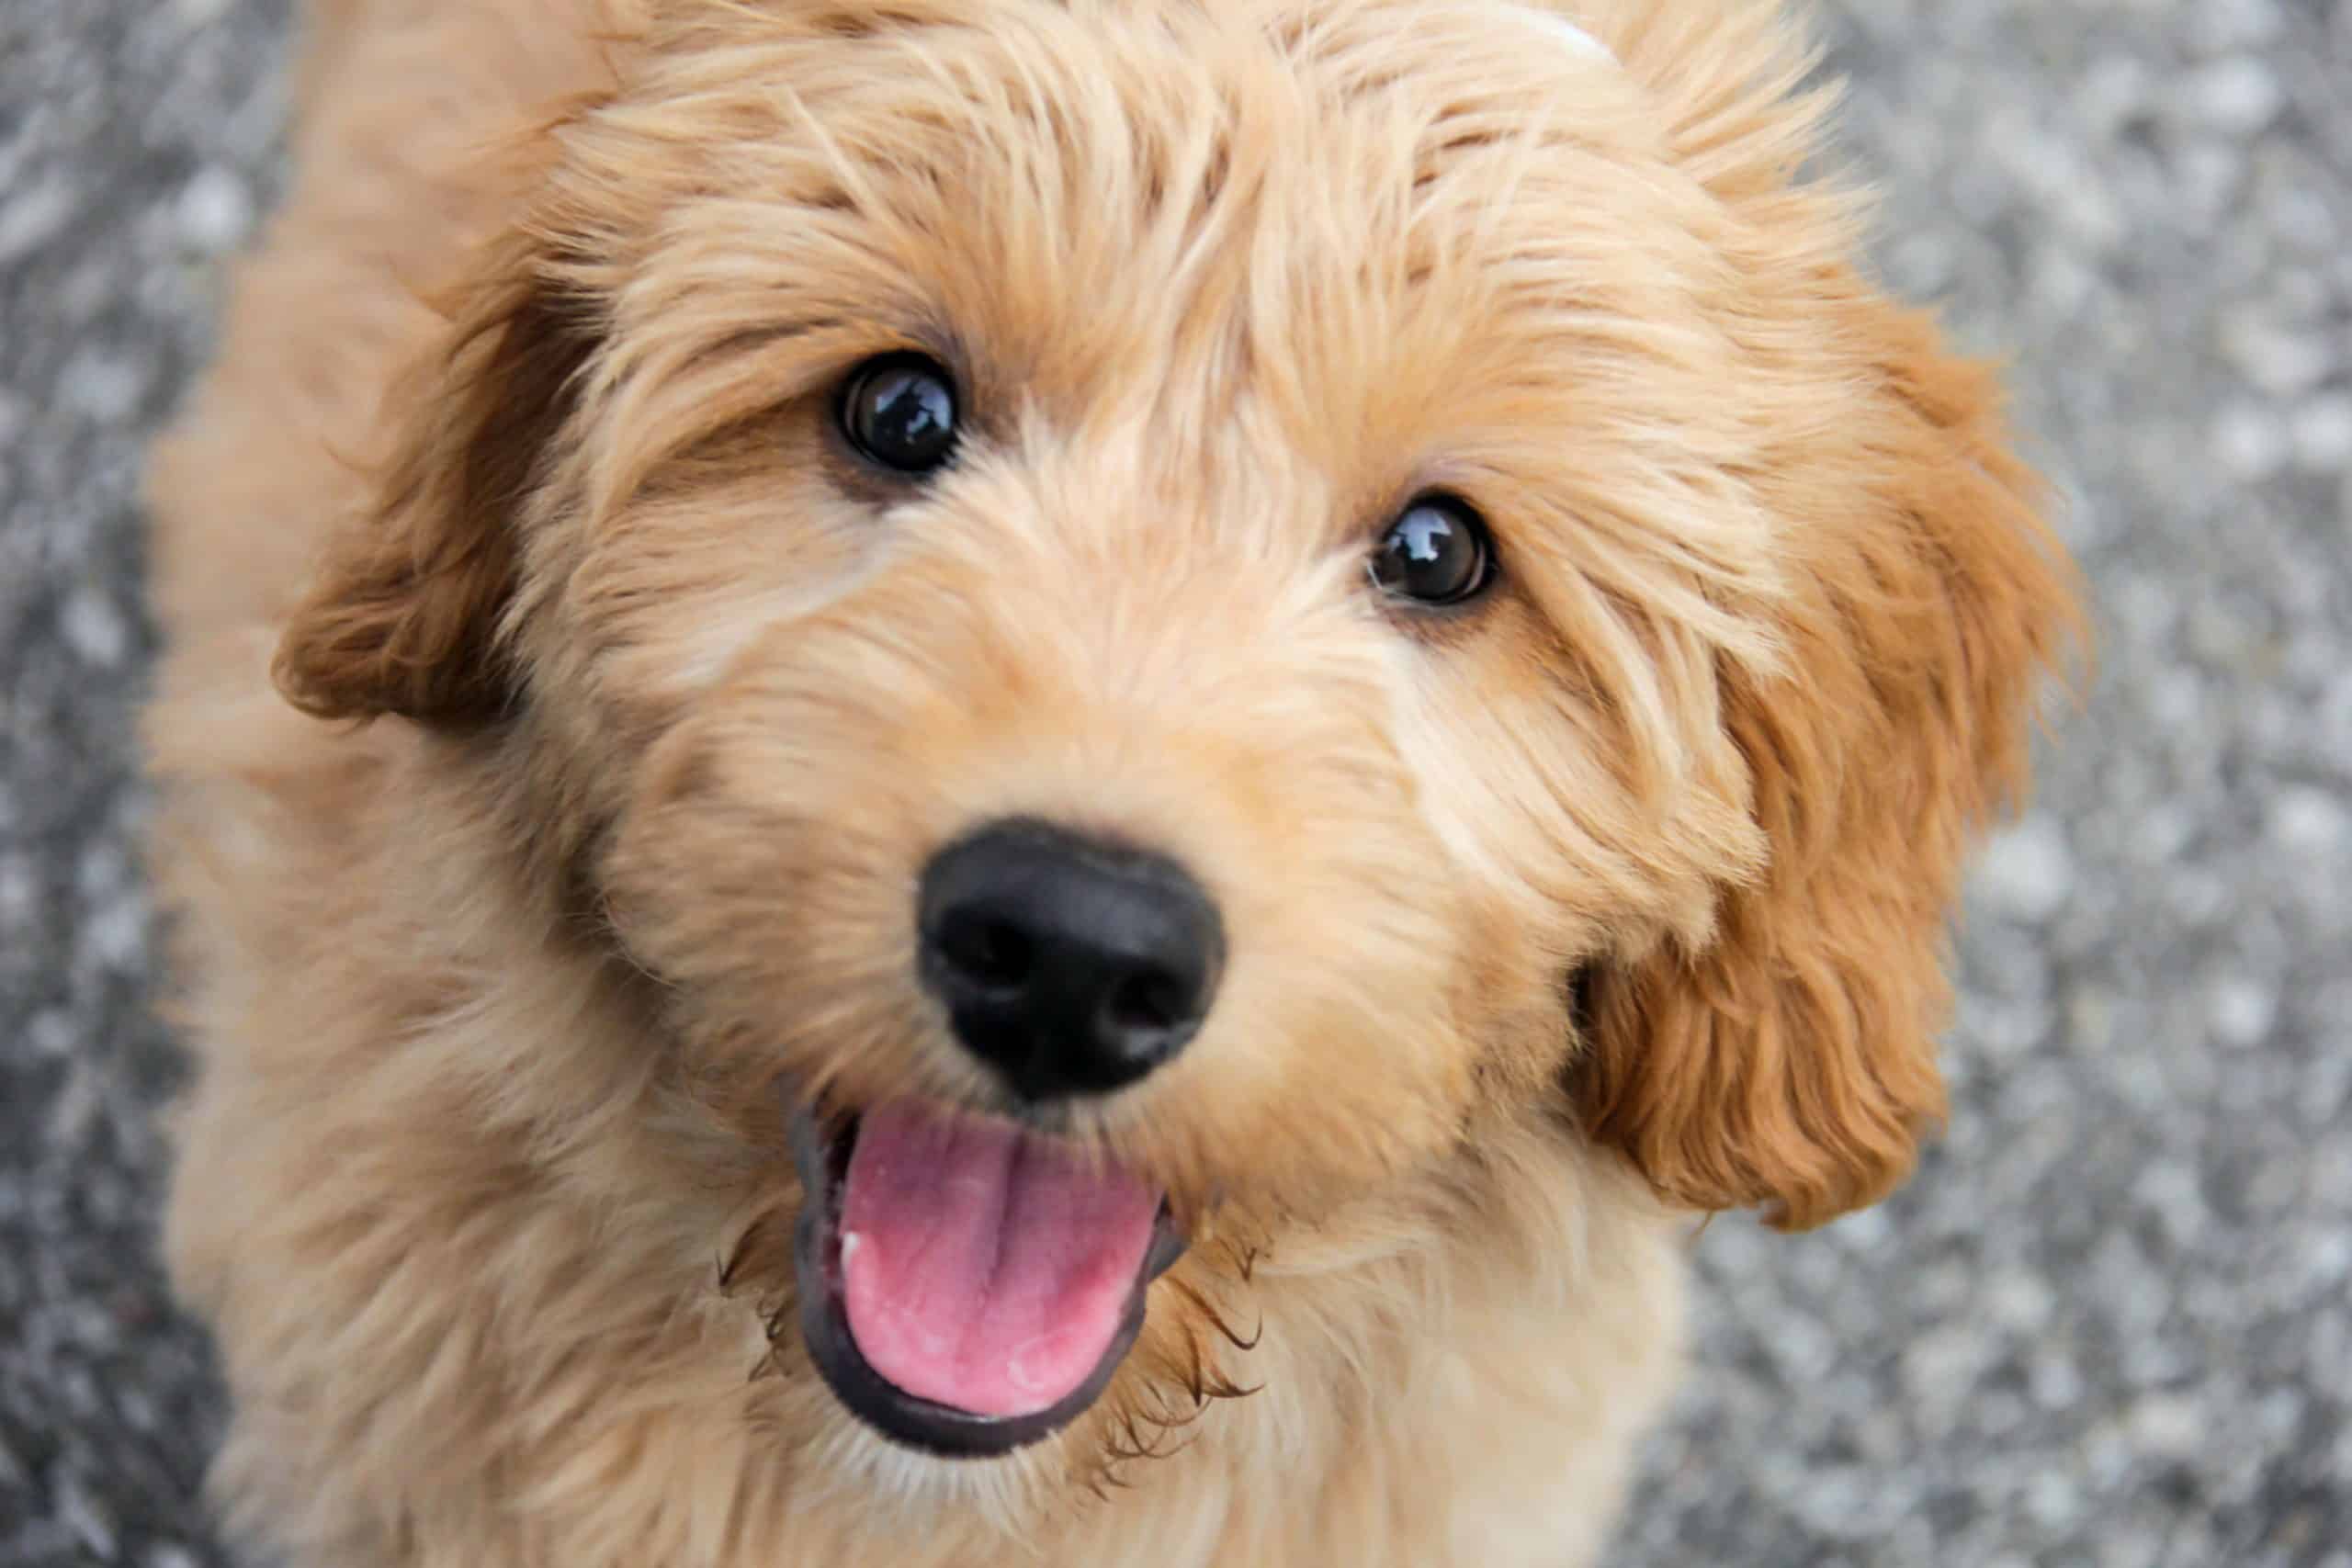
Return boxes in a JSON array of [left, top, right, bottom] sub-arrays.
[[143, 0, 2079, 1562]]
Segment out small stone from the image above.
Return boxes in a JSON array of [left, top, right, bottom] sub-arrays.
[[60, 351, 150, 423], [2023, 1469, 2080, 1529], [2268, 786, 2350, 854], [177, 164, 254, 252], [2208, 977, 2278, 1049], [0, 178, 74, 263], [1985, 1271, 2056, 1336], [1902, 1325, 1994, 1410], [61, 584, 132, 668], [2255, 1388, 2305, 1439], [2220, 308, 2339, 397], [55, 1472, 121, 1562], [1972, 814, 2075, 923], [2297, 1231, 2352, 1292], [28, 1009, 77, 1059], [1830, 1205, 1891, 1251], [2211, 403, 2290, 482], [2291, 394, 2352, 473], [83, 896, 149, 972], [2128, 1394, 2207, 1460], [2185, 57, 2286, 136]]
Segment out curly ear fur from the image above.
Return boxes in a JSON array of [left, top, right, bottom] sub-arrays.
[[1573, 303, 2083, 1232], [273, 261, 594, 725]]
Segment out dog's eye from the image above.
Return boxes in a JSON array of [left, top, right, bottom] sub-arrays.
[[839, 353, 959, 474], [1370, 494, 1494, 606]]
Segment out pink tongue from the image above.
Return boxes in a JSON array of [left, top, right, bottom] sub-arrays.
[[839, 1100, 1160, 1418]]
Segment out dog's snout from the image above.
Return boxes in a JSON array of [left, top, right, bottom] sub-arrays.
[[917, 822, 1224, 1100]]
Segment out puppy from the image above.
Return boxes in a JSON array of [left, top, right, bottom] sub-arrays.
[[143, 1, 2079, 1563]]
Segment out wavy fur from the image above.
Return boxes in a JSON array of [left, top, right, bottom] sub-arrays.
[[144, 2, 2079, 1564]]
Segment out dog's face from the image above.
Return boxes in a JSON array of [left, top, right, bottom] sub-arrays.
[[274, 0, 2074, 1493]]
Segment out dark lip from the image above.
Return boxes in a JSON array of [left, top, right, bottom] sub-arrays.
[[786, 1100, 1187, 1460]]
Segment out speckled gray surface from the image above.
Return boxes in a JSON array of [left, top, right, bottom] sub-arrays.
[[3, 1, 2348, 1564]]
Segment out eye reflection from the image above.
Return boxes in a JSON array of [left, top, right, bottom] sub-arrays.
[[840, 354, 959, 474], [1370, 494, 1494, 606]]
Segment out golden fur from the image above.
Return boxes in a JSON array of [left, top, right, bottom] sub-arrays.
[[143, 1, 2080, 1562]]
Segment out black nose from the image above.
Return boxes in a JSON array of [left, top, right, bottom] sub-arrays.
[[917, 821, 1225, 1100]]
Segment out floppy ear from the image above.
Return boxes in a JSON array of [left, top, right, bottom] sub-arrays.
[[1570, 303, 2083, 1232], [274, 256, 594, 725]]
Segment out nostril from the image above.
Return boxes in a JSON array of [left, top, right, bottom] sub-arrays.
[[938, 913, 1035, 994], [1103, 967, 1189, 1036]]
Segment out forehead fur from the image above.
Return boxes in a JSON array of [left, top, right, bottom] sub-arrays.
[[526, 0, 1849, 746], [564, 0, 1653, 371]]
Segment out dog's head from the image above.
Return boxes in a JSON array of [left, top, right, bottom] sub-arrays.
[[273, 0, 2076, 1489]]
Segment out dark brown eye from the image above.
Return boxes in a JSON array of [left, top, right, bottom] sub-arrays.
[[1370, 494, 1494, 605], [839, 353, 958, 474]]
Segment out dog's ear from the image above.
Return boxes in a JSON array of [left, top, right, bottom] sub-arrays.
[[1570, 302, 2082, 1232], [274, 256, 594, 725]]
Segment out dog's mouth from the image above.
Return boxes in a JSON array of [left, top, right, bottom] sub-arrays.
[[787, 1095, 1186, 1458]]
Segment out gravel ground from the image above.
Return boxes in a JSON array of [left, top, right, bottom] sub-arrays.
[[4, 1, 2349, 1564]]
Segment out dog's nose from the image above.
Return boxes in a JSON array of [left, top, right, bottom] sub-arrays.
[[917, 821, 1225, 1100]]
